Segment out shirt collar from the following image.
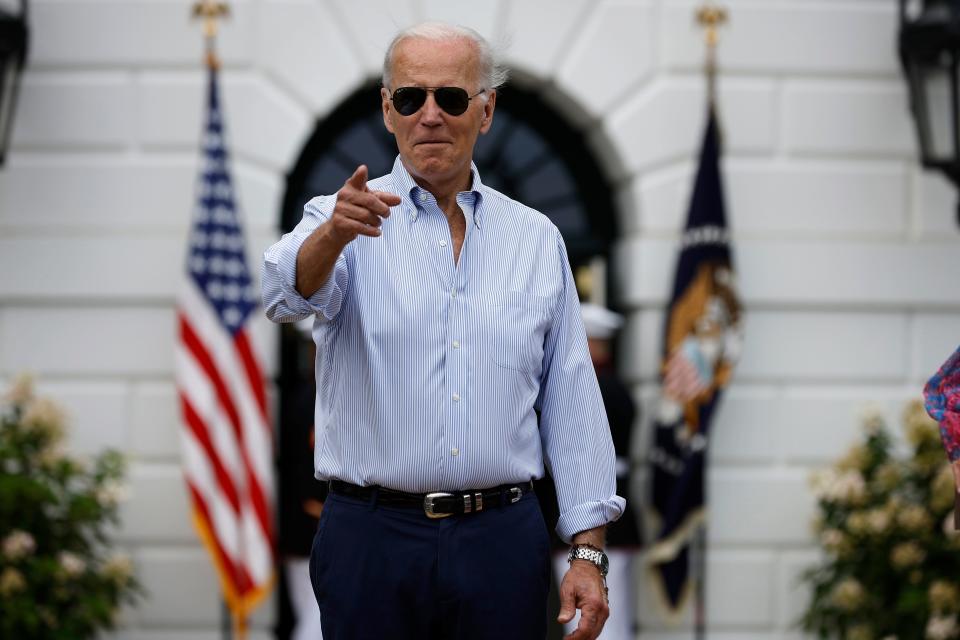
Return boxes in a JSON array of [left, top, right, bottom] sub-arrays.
[[390, 155, 485, 227]]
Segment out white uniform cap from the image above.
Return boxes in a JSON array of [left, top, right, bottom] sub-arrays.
[[580, 303, 623, 339], [295, 316, 314, 339]]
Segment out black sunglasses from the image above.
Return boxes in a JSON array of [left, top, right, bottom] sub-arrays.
[[390, 86, 486, 117]]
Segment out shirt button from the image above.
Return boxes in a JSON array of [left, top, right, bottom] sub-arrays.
[[452, 340, 460, 349], [419, 192, 427, 202], [439, 239, 447, 247], [452, 392, 461, 402], [451, 448, 459, 457], [451, 288, 457, 298]]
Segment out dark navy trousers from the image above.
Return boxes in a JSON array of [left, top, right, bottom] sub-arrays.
[[309, 489, 552, 639]]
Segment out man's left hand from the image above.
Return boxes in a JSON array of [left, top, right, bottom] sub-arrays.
[[557, 559, 609, 640]]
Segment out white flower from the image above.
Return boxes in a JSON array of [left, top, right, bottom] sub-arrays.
[[811, 468, 867, 504], [2, 530, 36, 560], [21, 397, 65, 442], [5, 373, 34, 405], [0, 568, 26, 596], [859, 403, 886, 434], [830, 578, 866, 610], [867, 508, 892, 534], [927, 614, 959, 640], [58, 551, 86, 577], [891, 542, 926, 569], [102, 553, 134, 584], [96, 481, 130, 508]]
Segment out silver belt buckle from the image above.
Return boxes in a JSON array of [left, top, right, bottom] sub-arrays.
[[424, 492, 453, 519], [509, 487, 523, 503]]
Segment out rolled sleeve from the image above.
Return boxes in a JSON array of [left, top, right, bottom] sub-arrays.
[[556, 496, 628, 544], [537, 229, 625, 543], [261, 195, 349, 323]]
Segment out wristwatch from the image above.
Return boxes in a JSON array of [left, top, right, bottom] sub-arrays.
[[567, 544, 609, 577]]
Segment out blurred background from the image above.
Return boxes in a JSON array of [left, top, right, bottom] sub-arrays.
[[1, 0, 959, 639]]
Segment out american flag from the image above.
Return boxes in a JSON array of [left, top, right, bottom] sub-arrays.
[[175, 66, 275, 631]]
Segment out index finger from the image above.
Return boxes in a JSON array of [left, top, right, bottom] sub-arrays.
[[371, 190, 402, 207], [563, 612, 601, 640], [346, 165, 368, 190]]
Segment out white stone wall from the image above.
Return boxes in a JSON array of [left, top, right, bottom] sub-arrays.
[[1, 0, 958, 638]]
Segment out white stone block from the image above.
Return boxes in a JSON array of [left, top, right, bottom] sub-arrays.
[[503, 0, 590, 78], [735, 311, 907, 382], [638, 549, 775, 629], [111, 630, 274, 640], [234, 164, 286, 233], [135, 547, 223, 626], [258, 1, 366, 114], [105, 632, 220, 640], [249, 313, 280, 379], [327, 0, 418, 75], [915, 314, 960, 382], [0, 235, 185, 300], [634, 159, 908, 236], [30, 0, 255, 67], [0, 156, 277, 236], [777, 387, 911, 464], [34, 380, 130, 455], [0, 161, 194, 231], [137, 73, 311, 172], [618, 308, 662, 383], [12, 73, 134, 149], [135, 72, 204, 150], [708, 468, 814, 545], [710, 386, 781, 465], [553, 0, 655, 118], [706, 550, 776, 627], [661, 3, 898, 76], [915, 170, 959, 239], [606, 78, 776, 174], [0, 229, 279, 301], [130, 382, 181, 460], [782, 81, 914, 157], [778, 549, 821, 631], [618, 238, 960, 307], [119, 463, 195, 543], [0, 307, 175, 376], [420, 0, 502, 41]]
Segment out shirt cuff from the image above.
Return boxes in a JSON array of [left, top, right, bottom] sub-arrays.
[[274, 234, 347, 321], [555, 495, 626, 544]]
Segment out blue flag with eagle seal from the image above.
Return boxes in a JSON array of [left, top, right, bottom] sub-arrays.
[[648, 106, 743, 613]]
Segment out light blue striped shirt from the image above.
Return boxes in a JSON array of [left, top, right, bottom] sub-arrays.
[[262, 157, 624, 541]]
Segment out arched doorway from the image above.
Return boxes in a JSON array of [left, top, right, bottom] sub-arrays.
[[273, 79, 622, 639]]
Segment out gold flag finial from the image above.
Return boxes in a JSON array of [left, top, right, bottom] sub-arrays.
[[192, 0, 230, 69], [695, 2, 728, 106]]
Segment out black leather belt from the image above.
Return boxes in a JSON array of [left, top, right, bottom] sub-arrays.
[[329, 480, 534, 518]]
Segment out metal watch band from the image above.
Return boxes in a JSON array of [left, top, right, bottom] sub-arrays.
[[568, 544, 609, 577]]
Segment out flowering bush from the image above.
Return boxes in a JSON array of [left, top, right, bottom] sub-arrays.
[[800, 400, 960, 640], [0, 375, 141, 639]]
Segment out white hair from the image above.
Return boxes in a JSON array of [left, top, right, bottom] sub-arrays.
[[382, 21, 509, 92]]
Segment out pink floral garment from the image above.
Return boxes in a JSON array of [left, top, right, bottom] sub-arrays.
[[924, 346, 960, 462]]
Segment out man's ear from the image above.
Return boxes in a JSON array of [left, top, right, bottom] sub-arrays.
[[381, 88, 395, 134], [479, 90, 496, 134]]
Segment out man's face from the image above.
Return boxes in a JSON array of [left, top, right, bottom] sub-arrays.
[[381, 36, 496, 190]]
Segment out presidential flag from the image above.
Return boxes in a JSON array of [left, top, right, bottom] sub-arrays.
[[175, 66, 275, 633], [648, 106, 742, 612]]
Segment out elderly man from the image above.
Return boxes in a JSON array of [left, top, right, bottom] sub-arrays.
[[262, 22, 624, 640]]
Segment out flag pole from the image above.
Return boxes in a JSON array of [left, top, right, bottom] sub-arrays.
[[191, 3, 234, 640], [692, 5, 727, 640], [696, 2, 727, 109]]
